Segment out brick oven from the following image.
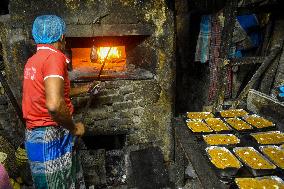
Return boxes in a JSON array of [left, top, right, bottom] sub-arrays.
[[0, 0, 175, 187]]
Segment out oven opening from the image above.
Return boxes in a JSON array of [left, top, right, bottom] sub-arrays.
[[82, 134, 126, 150], [71, 46, 126, 73], [66, 36, 154, 81]]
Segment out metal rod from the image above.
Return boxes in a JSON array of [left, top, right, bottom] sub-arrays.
[[80, 47, 112, 122], [0, 68, 25, 127], [97, 47, 112, 80]]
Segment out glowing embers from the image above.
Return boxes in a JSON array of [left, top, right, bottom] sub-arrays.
[[71, 46, 126, 74]]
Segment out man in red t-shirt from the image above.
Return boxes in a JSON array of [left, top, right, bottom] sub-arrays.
[[22, 15, 90, 188]]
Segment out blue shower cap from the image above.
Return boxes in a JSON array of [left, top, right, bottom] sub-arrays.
[[32, 15, 66, 44]]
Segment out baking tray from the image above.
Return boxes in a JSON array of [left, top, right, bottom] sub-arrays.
[[205, 146, 243, 179], [186, 111, 215, 119], [218, 109, 249, 118], [202, 134, 241, 149], [185, 119, 214, 135], [231, 176, 284, 189], [250, 131, 284, 145], [259, 145, 284, 171], [204, 118, 233, 134], [223, 117, 256, 134], [233, 147, 277, 177], [242, 114, 276, 131]]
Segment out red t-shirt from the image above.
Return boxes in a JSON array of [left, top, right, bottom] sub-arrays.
[[22, 44, 73, 129]]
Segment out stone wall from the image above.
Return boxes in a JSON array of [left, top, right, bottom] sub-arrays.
[[0, 0, 175, 162]]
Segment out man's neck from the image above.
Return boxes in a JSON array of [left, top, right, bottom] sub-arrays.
[[51, 42, 60, 50]]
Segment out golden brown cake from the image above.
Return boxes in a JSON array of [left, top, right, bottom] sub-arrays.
[[204, 118, 231, 132], [251, 131, 284, 145], [244, 115, 274, 129], [234, 147, 276, 170], [260, 146, 284, 169], [206, 146, 242, 169], [280, 144, 284, 149], [220, 109, 248, 118], [235, 176, 284, 189], [225, 118, 253, 131], [187, 112, 214, 119], [203, 134, 240, 145], [186, 120, 213, 133]]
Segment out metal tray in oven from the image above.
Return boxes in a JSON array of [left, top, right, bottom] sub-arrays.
[[233, 147, 277, 177], [205, 146, 243, 180]]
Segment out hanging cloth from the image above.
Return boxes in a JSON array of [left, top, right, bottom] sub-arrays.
[[195, 15, 212, 63]]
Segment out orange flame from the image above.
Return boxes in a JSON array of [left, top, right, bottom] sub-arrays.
[[97, 47, 121, 62]]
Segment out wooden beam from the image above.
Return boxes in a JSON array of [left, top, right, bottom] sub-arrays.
[[230, 57, 264, 66], [247, 89, 284, 131], [213, 0, 238, 112], [66, 24, 153, 37], [231, 41, 283, 108]]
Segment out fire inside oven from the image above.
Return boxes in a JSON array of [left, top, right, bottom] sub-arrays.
[[66, 36, 153, 81], [71, 46, 126, 72], [65, 37, 129, 80]]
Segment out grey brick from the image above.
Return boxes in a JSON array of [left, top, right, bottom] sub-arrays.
[[113, 101, 135, 111], [97, 94, 124, 105], [124, 93, 135, 101], [119, 86, 134, 95]]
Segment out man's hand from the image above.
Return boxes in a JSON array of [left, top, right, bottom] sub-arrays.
[[72, 122, 85, 136]]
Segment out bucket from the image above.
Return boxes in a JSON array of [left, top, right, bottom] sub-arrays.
[[0, 152, 7, 164], [15, 146, 28, 166], [15, 144, 33, 185]]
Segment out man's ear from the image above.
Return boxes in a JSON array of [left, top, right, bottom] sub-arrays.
[[60, 35, 64, 42]]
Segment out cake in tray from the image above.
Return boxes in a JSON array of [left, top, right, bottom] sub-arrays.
[[204, 118, 231, 132], [251, 131, 284, 145], [220, 109, 248, 118], [225, 118, 253, 131], [244, 115, 274, 129], [259, 145, 284, 169], [203, 134, 240, 145], [235, 176, 284, 189], [186, 120, 213, 133], [233, 147, 276, 170], [187, 112, 214, 119], [206, 146, 242, 169]]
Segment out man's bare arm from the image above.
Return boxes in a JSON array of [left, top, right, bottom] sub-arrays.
[[45, 77, 84, 135], [70, 85, 89, 97], [70, 81, 101, 97]]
